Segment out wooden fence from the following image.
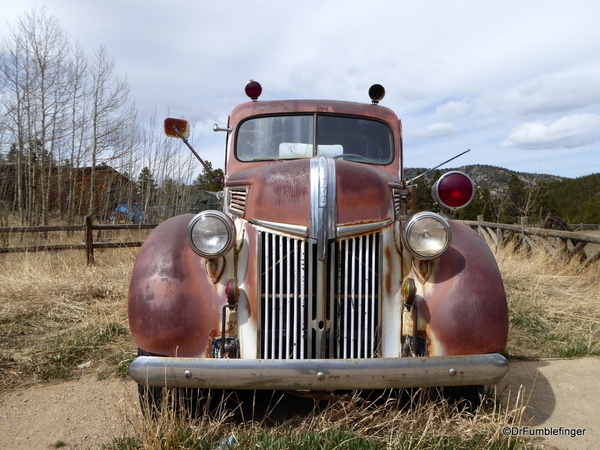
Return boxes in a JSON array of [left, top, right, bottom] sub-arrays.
[[462, 217, 600, 269], [1, 216, 600, 268], [0, 216, 157, 264]]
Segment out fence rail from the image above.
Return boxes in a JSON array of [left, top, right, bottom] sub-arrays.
[[461, 217, 600, 269], [0, 216, 158, 264], [1, 216, 599, 268]]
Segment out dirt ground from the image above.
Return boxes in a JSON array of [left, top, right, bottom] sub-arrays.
[[498, 357, 599, 450], [0, 358, 598, 450]]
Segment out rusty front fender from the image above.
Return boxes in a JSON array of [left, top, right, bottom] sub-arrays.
[[128, 214, 223, 357], [413, 221, 508, 356]]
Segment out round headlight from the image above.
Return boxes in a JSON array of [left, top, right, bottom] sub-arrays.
[[187, 211, 236, 258], [402, 212, 452, 260]]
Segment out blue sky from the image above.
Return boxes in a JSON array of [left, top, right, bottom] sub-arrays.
[[2, 1, 600, 178]]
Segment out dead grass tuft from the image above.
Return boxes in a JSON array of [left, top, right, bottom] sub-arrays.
[[495, 244, 600, 359], [107, 387, 535, 449], [0, 249, 137, 391]]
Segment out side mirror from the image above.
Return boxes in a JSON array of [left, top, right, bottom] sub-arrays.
[[164, 118, 190, 140], [162, 117, 223, 188]]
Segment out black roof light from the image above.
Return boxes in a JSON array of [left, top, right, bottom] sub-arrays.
[[369, 84, 385, 104]]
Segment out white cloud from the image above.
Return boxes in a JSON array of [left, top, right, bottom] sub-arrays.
[[502, 114, 600, 149], [436, 100, 471, 121], [414, 123, 456, 139], [477, 68, 600, 117]]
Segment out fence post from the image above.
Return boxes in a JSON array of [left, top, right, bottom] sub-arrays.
[[85, 216, 94, 265], [520, 216, 529, 231]]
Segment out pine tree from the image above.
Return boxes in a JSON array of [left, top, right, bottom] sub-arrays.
[[193, 161, 223, 192]]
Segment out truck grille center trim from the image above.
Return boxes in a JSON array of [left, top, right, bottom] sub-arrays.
[[259, 230, 381, 360]]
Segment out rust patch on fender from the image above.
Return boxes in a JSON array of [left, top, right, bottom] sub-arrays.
[[128, 214, 224, 357], [411, 221, 508, 356]]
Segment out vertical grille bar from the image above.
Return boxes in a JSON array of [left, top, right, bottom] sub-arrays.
[[369, 235, 377, 356], [278, 237, 284, 359], [263, 233, 271, 358], [290, 240, 301, 359], [343, 239, 351, 358], [307, 241, 314, 358]]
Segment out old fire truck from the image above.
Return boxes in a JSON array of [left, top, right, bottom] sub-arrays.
[[128, 82, 508, 408]]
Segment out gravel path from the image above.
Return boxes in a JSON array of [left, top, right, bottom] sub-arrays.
[[0, 358, 598, 449], [0, 374, 139, 449]]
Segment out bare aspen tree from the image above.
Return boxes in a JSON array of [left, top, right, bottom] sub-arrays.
[[1, 9, 207, 226], [87, 45, 131, 218], [0, 23, 28, 223], [23, 10, 69, 226], [64, 43, 89, 225], [0, 9, 70, 226]]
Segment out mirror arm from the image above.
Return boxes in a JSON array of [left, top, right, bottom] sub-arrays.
[[172, 126, 223, 187]]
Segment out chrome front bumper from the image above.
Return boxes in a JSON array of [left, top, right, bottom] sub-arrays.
[[129, 354, 509, 390]]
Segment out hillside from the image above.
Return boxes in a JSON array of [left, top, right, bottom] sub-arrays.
[[404, 164, 566, 195], [404, 165, 600, 223]]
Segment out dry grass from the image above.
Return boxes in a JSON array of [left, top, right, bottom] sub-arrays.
[[495, 243, 600, 359], [107, 386, 533, 450], [0, 247, 137, 391]]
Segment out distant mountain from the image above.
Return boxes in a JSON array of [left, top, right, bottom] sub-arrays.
[[404, 165, 600, 223], [404, 164, 566, 195]]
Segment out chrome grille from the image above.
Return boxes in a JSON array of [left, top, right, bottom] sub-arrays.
[[259, 232, 313, 359], [228, 187, 247, 217], [330, 233, 381, 359], [259, 230, 381, 360]]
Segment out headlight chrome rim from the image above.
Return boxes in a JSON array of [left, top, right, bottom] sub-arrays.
[[187, 211, 236, 259], [402, 212, 452, 260]]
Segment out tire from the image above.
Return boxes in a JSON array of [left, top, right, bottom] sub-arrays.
[[442, 385, 484, 411]]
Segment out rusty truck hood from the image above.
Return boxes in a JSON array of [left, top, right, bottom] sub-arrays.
[[227, 157, 396, 230]]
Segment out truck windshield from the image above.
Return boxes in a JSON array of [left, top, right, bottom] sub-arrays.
[[236, 115, 394, 164]]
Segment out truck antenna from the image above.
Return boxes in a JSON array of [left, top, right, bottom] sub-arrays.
[[406, 149, 471, 184]]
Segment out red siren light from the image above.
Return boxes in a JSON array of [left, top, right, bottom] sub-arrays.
[[432, 171, 475, 211], [245, 80, 262, 101]]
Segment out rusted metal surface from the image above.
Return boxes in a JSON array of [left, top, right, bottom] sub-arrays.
[[410, 221, 508, 356], [335, 160, 396, 226], [228, 159, 311, 225], [163, 118, 190, 139], [227, 158, 396, 231], [128, 214, 224, 357]]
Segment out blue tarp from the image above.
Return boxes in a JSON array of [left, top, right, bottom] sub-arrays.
[[114, 203, 144, 224]]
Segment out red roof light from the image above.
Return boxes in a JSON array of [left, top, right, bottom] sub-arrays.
[[245, 80, 262, 101], [432, 171, 475, 211]]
